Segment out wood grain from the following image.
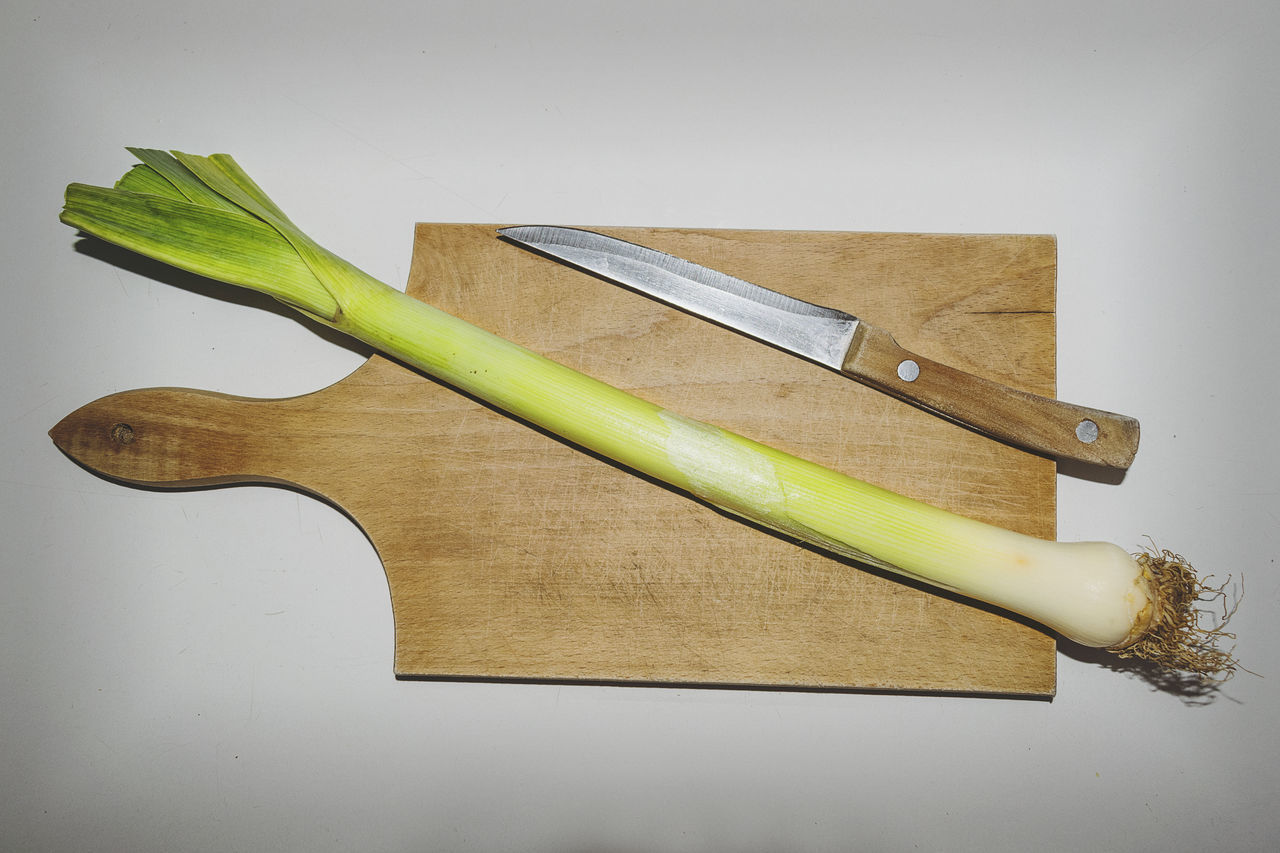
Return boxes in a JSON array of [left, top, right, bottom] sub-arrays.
[[51, 225, 1059, 695]]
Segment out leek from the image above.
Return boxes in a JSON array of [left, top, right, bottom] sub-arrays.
[[60, 149, 1237, 680]]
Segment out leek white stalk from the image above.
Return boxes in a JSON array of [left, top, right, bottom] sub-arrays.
[[60, 149, 1237, 679]]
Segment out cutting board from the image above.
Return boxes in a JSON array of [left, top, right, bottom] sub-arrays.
[[51, 224, 1059, 695]]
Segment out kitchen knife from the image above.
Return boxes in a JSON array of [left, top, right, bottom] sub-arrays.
[[498, 225, 1140, 469]]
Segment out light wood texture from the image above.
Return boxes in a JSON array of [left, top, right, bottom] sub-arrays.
[[50, 225, 1060, 695], [841, 322, 1140, 468]]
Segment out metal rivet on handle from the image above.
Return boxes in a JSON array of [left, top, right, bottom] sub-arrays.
[[1075, 419, 1099, 444], [897, 359, 920, 382]]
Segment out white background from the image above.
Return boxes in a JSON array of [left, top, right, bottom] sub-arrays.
[[3, 2, 1278, 850]]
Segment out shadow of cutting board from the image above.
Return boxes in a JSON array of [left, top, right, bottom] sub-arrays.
[[51, 224, 1059, 695]]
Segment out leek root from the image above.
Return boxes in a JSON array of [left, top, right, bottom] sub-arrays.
[[59, 149, 1238, 682]]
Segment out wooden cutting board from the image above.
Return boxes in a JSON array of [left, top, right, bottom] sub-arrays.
[[51, 224, 1059, 695]]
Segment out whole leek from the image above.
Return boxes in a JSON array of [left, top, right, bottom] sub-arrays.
[[60, 149, 1237, 680]]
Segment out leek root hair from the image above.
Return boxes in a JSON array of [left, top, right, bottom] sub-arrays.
[[1116, 549, 1239, 681]]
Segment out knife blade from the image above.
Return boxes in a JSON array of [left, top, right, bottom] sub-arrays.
[[497, 225, 1140, 469]]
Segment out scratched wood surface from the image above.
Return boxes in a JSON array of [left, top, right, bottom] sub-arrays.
[[51, 224, 1059, 695]]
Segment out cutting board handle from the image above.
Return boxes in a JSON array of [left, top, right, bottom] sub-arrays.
[[49, 386, 324, 491]]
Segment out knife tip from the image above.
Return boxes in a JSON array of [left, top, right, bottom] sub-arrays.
[[496, 225, 531, 244]]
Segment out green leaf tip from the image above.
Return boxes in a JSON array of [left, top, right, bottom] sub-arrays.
[[60, 147, 360, 321]]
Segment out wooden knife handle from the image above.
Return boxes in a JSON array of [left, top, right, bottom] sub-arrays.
[[840, 323, 1140, 468]]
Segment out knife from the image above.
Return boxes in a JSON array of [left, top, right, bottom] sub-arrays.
[[497, 226, 1140, 469]]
